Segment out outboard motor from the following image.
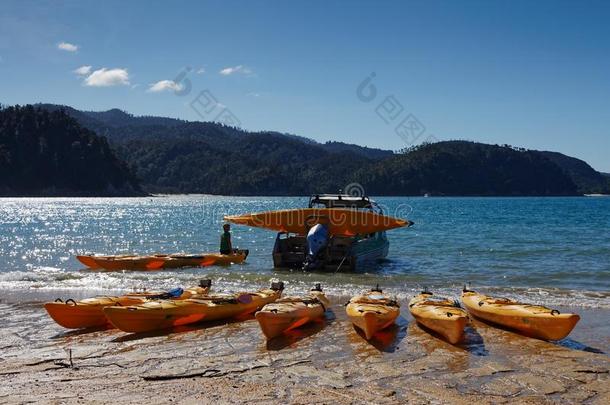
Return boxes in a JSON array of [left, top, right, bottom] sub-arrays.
[[303, 223, 329, 271]]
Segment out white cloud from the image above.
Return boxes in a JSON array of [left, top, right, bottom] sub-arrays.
[[58, 42, 78, 52], [73, 65, 92, 76], [84, 68, 130, 87], [196, 67, 205, 74], [147, 79, 183, 93], [219, 65, 253, 76]]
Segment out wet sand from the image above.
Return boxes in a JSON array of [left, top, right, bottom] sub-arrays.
[[0, 296, 608, 404]]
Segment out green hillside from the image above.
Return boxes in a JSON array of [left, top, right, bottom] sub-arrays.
[[0, 105, 141, 196], [4, 103, 607, 196]]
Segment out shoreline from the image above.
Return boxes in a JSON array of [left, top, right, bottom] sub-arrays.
[[1, 296, 608, 403], [2, 193, 608, 198]]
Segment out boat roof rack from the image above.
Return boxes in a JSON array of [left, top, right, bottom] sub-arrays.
[[308, 194, 375, 209]]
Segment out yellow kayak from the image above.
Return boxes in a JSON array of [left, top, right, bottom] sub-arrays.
[[104, 283, 283, 333], [409, 292, 468, 344], [225, 208, 411, 236], [255, 284, 329, 339], [346, 287, 400, 340], [44, 281, 211, 329], [77, 250, 248, 271], [461, 289, 580, 341]]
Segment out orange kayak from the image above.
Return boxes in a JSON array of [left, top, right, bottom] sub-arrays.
[[104, 284, 283, 333], [225, 208, 411, 236], [77, 250, 248, 271], [409, 292, 468, 344], [346, 288, 400, 340], [462, 289, 580, 341], [44, 281, 211, 329], [255, 285, 329, 339]]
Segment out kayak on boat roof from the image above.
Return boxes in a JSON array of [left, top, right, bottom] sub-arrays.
[[224, 208, 412, 236]]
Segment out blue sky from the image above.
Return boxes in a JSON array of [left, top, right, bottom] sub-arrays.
[[1, 0, 609, 171]]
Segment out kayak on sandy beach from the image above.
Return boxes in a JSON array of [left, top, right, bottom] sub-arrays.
[[255, 283, 330, 339], [103, 282, 284, 333], [408, 291, 469, 344], [44, 280, 212, 329], [346, 286, 400, 340], [76, 249, 249, 271], [461, 288, 580, 340]]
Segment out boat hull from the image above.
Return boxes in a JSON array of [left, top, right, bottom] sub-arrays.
[[272, 232, 388, 272]]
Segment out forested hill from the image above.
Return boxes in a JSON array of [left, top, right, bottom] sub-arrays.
[[355, 141, 579, 196], [35, 103, 393, 160], [5, 103, 609, 196], [538, 151, 610, 195], [0, 105, 141, 196]]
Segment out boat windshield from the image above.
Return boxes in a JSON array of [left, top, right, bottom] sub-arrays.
[[308, 194, 383, 214]]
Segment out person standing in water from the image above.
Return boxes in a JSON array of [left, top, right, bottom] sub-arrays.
[[220, 223, 233, 255]]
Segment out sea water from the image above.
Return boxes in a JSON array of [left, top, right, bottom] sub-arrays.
[[0, 196, 608, 308]]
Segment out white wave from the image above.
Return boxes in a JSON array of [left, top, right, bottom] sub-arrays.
[[1, 268, 608, 309]]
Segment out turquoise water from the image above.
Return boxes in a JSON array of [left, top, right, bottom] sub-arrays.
[[0, 196, 609, 307]]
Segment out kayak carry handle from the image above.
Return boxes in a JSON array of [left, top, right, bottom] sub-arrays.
[[271, 281, 285, 291], [551, 309, 560, 316], [371, 284, 382, 293], [54, 298, 63, 303], [65, 299, 76, 306], [199, 279, 212, 289], [311, 283, 322, 292]]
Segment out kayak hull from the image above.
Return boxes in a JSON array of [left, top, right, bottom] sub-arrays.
[[409, 293, 468, 344], [346, 292, 400, 340], [44, 287, 209, 329], [79, 251, 248, 271], [255, 291, 329, 339], [104, 289, 281, 333], [44, 296, 145, 329], [461, 291, 580, 341]]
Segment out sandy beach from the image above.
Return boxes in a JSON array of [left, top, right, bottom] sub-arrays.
[[1, 295, 608, 404]]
